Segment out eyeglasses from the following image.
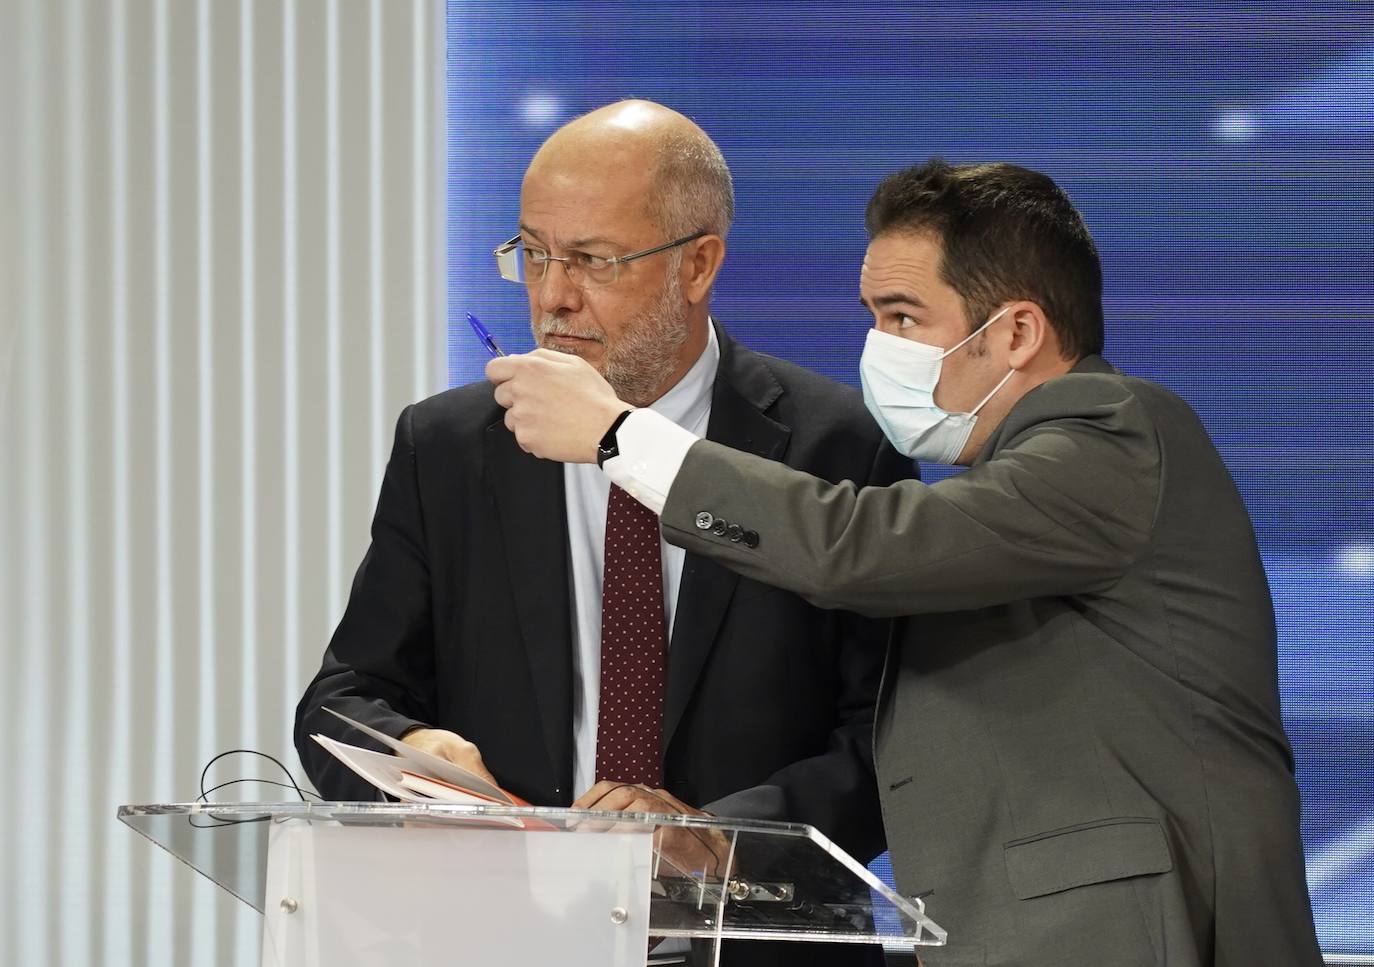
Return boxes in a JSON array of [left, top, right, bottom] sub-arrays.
[[493, 231, 706, 287]]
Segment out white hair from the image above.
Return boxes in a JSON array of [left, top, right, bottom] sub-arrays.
[[647, 129, 735, 240]]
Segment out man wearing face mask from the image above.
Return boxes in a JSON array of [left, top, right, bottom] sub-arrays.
[[487, 160, 1324, 966]]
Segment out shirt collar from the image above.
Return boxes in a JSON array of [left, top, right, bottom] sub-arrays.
[[648, 318, 719, 431]]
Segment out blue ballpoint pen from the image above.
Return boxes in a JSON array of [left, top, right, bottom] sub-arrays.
[[466, 312, 505, 357]]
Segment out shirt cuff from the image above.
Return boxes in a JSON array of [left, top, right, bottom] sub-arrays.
[[602, 409, 700, 516]]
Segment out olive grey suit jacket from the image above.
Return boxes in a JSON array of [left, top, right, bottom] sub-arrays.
[[656, 355, 1323, 966]]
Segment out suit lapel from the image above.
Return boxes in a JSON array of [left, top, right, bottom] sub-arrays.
[[664, 325, 792, 749], [484, 419, 575, 796]]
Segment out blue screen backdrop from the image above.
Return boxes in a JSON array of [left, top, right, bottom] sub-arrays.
[[446, 4, 1374, 954]]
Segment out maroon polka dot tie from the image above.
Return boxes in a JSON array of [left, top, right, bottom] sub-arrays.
[[595, 484, 667, 786]]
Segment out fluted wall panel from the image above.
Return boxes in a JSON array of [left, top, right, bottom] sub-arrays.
[[0, 1, 447, 964]]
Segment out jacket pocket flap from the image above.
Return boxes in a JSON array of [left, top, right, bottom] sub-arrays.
[[1003, 817, 1173, 900]]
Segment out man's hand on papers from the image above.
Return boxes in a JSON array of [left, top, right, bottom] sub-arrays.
[[573, 780, 703, 815], [574, 781, 732, 882], [486, 349, 628, 464], [399, 727, 499, 788]]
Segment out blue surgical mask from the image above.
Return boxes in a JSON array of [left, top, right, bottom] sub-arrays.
[[859, 306, 1015, 464]]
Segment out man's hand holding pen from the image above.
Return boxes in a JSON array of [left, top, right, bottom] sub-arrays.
[[487, 349, 629, 464]]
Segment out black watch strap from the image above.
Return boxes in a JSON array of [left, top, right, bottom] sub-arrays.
[[596, 409, 635, 468]]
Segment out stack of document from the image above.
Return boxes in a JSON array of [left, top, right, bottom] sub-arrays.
[[312, 708, 530, 809]]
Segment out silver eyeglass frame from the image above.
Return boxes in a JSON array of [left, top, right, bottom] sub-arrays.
[[493, 230, 706, 286]]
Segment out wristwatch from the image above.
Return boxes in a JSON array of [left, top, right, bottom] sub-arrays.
[[596, 409, 635, 468]]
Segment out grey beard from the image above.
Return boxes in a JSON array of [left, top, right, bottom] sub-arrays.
[[533, 273, 688, 406]]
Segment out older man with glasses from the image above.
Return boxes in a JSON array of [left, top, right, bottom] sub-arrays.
[[295, 99, 914, 967]]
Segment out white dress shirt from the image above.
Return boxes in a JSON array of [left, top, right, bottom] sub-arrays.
[[565, 322, 719, 799], [602, 407, 702, 517]]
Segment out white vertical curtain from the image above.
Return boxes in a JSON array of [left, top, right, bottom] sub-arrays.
[[0, 1, 447, 963]]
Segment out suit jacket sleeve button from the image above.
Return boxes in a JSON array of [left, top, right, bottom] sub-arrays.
[[695, 512, 714, 530], [743, 530, 759, 548], [726, 524, 744, 542], [711, 518, 729, 536]]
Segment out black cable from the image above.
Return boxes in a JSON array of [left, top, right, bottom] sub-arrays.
[[188, 749, 321, 828]]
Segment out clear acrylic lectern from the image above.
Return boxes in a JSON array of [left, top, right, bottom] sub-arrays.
[[119, 801, 946, 966]]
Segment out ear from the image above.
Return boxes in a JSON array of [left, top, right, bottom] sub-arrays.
[[1006, 301, 1055, 370], [680, 234, 726, 305]]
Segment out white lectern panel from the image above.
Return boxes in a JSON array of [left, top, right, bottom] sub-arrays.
[[261, 822, 653, 967]]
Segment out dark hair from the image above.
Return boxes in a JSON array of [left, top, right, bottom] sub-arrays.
[[865, 159, 1104, 359]]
